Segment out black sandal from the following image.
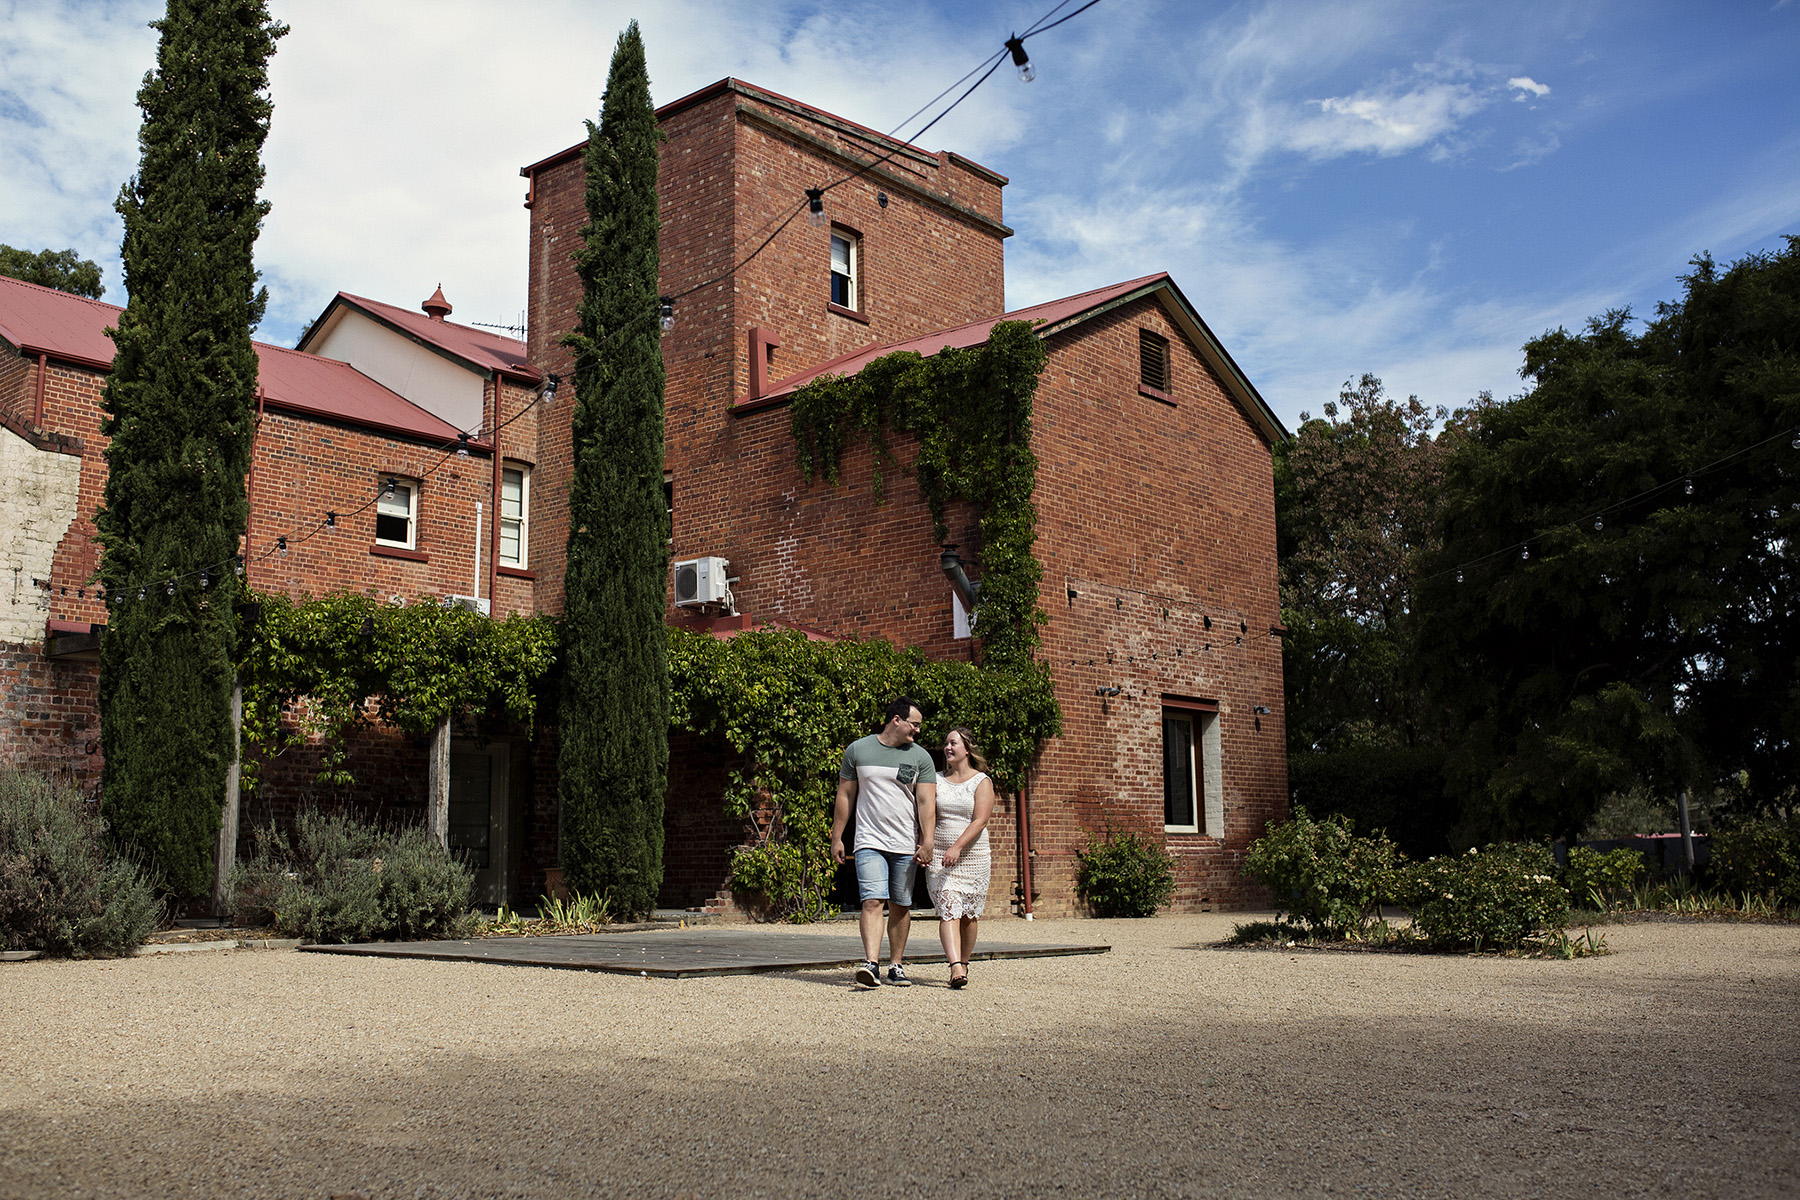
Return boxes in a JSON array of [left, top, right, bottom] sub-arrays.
[[949, 960, 969, 989]]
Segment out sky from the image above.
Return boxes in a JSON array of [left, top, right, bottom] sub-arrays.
[[3, 0, 1798, 433]]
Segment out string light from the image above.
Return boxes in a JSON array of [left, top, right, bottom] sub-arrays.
[[659, 296, 675, 333], [805, 188, 826, 228], [456, 432, 470, 458], [137, 587, 146, 602], [1521, 544, 1530, 561], [199, 570, 209, 590], [1005, 35, 1035, 81], [325, 512, 336, 528], [165, 580, 175, 596], [1684, 476, 1694, 496], [234, 555, 245, 577], [1594, 516, 1603, 532], [383, 479, 396, 499], [277, 535, 287, 556]]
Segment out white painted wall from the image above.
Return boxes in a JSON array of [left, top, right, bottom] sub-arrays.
[[0, 425, 82, 643], [309, 308, 485, 434]]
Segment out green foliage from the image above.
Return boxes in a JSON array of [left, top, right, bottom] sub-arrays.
[[0, 244, 104, 297], [672, 627, 1059, 920], [231, 809, 474, 943], [94, 0, 286, 897], [1563, 845, 1647, 909], [1074, 830, 1176, 918], [1398, 843, 1570, 950], [0, 770, 161, 956], [788, 320, 1050, 669], [236, 590, 556, 790], [556, 22, 669, 917], [1242, 807, 1403, 935], [1286, 744, 1454, 859], [535, 889, 615, 929], [1416, 239, 1800, 839], [1708, 815, 1800, 905], [1276, 376, 1476, 754]]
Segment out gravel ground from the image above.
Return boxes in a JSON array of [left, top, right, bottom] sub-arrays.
[[2, 914, 1796, 1200]]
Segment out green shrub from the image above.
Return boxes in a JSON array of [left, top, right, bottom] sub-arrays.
[[1708, 816, 1800, 905], [1075, 830, 1176, 917], [1242, 807, 1403, 936], [1399, 843, 1569, 950], [232, 809, 475, 943], [0, 770, 160, 956], [1563, 845, 1646, 909]]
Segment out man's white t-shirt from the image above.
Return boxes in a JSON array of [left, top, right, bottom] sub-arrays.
[[840, 734, 937, 854]]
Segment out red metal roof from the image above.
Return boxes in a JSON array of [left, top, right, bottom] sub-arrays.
[[316, 291, 538, 382], [752, 274, 1171, 403], [0, 274, 469, 445], [742, 271, 1287, 444], [0, 275, 121, 370]]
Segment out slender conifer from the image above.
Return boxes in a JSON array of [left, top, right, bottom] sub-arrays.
[[95, 0, 284, 897], [557, 23, 670, 915]]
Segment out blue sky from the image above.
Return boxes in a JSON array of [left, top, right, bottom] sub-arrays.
[[3, 0, 1797, 432]]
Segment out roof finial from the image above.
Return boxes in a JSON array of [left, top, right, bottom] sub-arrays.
[[422, 285, 452, 321]]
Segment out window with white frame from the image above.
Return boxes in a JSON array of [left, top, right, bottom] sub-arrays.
[[830, 230, 859, 309], [1163, 705, 1223, 837], [375, 477, 419, 549], [500, 464, 529, 567]]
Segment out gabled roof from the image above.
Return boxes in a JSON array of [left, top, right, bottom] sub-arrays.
[[746, 273, 1289, 444], [298, 291, 539, 383], [0, 274, 470, 446]]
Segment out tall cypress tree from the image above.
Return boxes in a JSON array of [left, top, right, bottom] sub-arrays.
[[557, 22, 670, 915], [96, 0, 284, 897]]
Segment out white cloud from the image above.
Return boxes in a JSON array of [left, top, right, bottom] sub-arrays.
[[1284, 81, 1489, 159], [1508, 76, 1551, 99]]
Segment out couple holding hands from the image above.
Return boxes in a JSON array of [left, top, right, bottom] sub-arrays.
[[830, 696, 995, 989]]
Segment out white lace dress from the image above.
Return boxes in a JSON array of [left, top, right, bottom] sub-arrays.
[[926, 771, 992, 919]]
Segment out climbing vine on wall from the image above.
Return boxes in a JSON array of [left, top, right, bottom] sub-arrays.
[[669, 627, 1061, 920], [236, 591, 557, 793], [788, 319, 1050, 671]]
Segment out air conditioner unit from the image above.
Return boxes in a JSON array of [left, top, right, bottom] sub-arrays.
[[445, 594, 490, 616], [673, 556, 730, 607]]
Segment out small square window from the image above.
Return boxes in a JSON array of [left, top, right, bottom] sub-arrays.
[[1140, 329, 1171, 393], [376, 478, 419, 549], [500, 465, 529, 567], [1163, 706, 1223, 836], [830, 230, 858, 310]]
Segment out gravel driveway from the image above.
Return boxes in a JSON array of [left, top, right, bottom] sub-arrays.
[[2, 914, 1795, 1199]]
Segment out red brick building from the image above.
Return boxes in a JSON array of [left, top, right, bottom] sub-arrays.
[[1, 76, 1287, 916]]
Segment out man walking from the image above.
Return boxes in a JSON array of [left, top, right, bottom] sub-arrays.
[[831, 697, 937, 987]]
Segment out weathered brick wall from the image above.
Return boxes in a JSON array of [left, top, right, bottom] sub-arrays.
[[1027, 298, 1287, 912], [0, 645, 101, 790]]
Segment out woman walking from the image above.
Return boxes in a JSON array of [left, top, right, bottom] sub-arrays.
[[926, 727, 996, 988]]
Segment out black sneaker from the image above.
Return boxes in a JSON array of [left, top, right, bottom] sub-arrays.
[[886, 963, 912, 987], [854, 960, 879, 988]]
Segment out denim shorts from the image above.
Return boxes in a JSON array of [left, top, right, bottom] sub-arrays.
[[854, 847, 918, 907]]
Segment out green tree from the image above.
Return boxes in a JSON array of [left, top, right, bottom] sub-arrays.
[[1274, 376, 1480, 855], [0, 245, 104, 298], [94, 0, 285, 897], [1416, 238, 1800, 841], [556, 22, 669, 916]]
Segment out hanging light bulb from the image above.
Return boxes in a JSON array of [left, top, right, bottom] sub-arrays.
[[1005, 35, 1035, 81], [1594, 516, 1603, 532], [659, 295, 675, 333], [325, 511, 336, 528], [457, 432, 470, 458], [138, 587, 146, 602], [277, 535, 288, 556], [805, 188, 827, 227], [1521, 544, 1530, 561], [165, 580, 176, 596], [199, 570, 209, 590], [1456, 570, 1464, 584], [1791, 429, 1800, 450], [541, 373, 560, 406], [383, 478, 396, 499], [1683, 476, 1694, 496], [234, 554, 245, 577]]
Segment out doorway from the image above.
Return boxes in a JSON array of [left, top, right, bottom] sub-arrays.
[[449, 743, 511, 907]]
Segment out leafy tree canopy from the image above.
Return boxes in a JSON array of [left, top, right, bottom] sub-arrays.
[[0, 244, 104, 298], [1416, 237, 1800, 840]]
